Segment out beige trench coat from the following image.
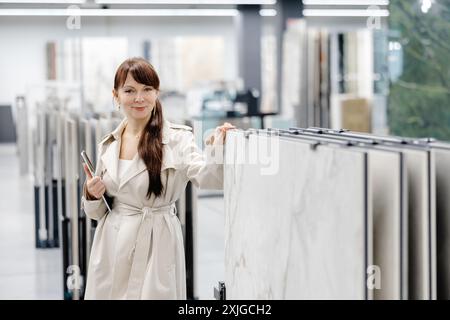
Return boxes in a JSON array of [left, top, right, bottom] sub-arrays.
[[81, 118, 224, 300]]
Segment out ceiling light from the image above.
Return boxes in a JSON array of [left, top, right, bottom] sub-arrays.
[[0, 8, 239, 16], [303, 0, 388, 5], [259, 8, 276, 16], [303, 9, 389, 17], [0, 0, 85, 3], [95, 0, 276, 4]]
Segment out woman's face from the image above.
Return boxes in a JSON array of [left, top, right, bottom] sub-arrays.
[[113, 72, 159, 121]]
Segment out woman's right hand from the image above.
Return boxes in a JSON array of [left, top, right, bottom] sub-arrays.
[[83, 164, 106, 200]]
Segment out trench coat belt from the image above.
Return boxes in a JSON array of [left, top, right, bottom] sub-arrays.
[[112, 202, 177, 299]]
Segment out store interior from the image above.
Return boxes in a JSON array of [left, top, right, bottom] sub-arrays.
[[0, 0, 449, 300]]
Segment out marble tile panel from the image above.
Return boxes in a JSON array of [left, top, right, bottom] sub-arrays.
[[224, 131, 368, 299]]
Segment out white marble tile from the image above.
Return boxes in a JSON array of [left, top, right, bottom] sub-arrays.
[[224, 131, 368, 299]]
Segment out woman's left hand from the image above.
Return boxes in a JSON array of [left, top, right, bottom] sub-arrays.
[[206, 122, 236, 145]]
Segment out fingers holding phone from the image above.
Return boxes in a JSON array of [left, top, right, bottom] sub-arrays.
[[83, 163, 93, 179], [83, 163, 105, 200]]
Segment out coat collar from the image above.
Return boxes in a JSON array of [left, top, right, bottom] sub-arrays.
[[99, 117, 176, 189], [108, 117, 171, 145]]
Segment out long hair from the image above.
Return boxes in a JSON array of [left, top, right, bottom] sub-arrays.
[[114, 57, 164, 198]]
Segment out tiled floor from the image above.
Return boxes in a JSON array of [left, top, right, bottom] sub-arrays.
[[0, 143, 225, 300], [195, 195, 225, 299]]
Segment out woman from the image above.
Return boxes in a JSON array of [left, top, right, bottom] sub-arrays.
[[81, 57, 235, 300]]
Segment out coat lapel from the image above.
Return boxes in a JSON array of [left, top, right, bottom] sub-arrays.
[[100, 118, 127, 187], [101, 139, 120, 186], [118, 119, 177, 190], [119, 154, 147, 190]]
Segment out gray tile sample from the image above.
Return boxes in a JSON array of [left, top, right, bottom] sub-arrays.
[[296, 130, 437, 300], [395, 148, 435, 300], [366, 149, 404, 300], [280, 133, 406, 300], [429, 144, 450, 299]]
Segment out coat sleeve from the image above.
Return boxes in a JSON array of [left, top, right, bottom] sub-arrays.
[[182, 128, 225, 190], [80, 144, 108, 221]]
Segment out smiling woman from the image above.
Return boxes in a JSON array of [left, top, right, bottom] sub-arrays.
[[81, 57, 235, 300], [112, 58, 165, 198], [114, 67, 159, 120]]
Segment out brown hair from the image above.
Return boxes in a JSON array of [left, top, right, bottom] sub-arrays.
[[114, 57, 164, 199]]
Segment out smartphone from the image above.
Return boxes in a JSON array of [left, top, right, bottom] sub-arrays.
[[81, 150, 95, 176], [81, 150, 112, 213]]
